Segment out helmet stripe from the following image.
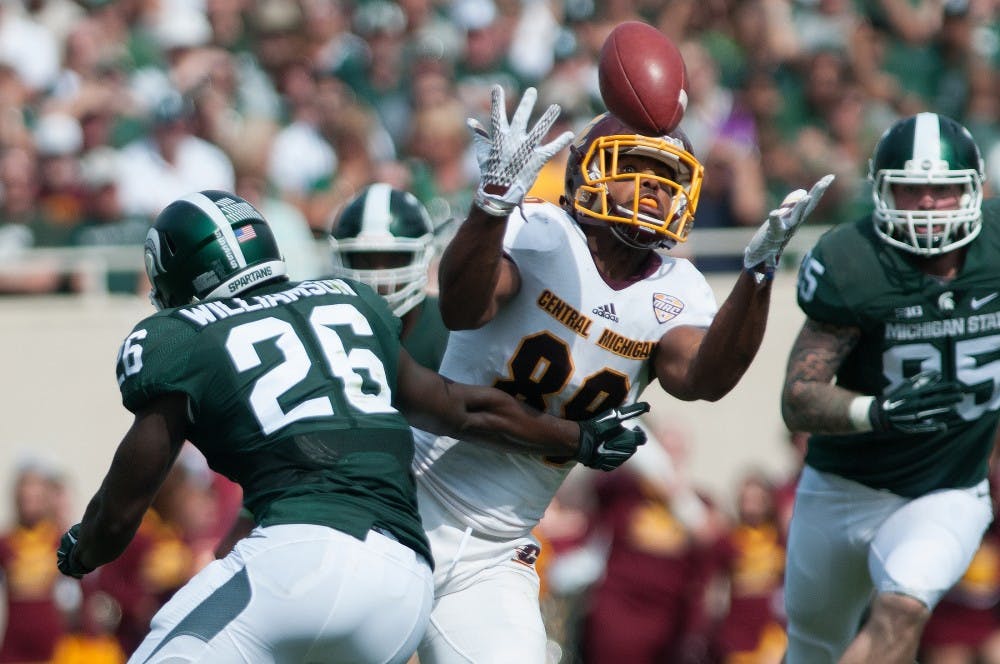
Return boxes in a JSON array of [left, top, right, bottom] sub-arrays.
[[360, 182, 392, 236], [912, 112, 941, 163], [179, 191, 248, 269]]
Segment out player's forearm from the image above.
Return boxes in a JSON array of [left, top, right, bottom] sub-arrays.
[[782, 378, 864, 434], [782, 318, 863, 433], [456, 388, 580, 456], [467, 412, 580, 456], [74, 487, 146, 571], [438, 206, 508, 329], [401, 375, 580, 456], [687, 270, 772, 400]]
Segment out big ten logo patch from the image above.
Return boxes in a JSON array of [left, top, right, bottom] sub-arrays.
[[512, 544, 541, 568]]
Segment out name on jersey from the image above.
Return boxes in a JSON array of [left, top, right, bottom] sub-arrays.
[[597, 328, 655, 360], [885, 311, 1000, 340], [177, 280, 359, 327], [537, 289, 593, 337]]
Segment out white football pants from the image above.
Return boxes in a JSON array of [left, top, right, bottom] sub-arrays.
[[783, 466, 992, 664], [128, 523, 433, 663], [415, 484, 547, 664]]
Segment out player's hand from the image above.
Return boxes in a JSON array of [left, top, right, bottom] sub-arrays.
[[744, 174, 835, 276], [869, 370, 964, 434], [468, 85, 574, 217], [56, 523, 93, 579], [576, 402, 649, 471]]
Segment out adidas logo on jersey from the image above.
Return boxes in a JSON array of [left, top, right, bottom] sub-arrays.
[[592, 303, 619, 322]]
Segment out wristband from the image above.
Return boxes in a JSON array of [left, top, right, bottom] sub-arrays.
[[473, 188, 516, 217], [849, 395, 875, 432]]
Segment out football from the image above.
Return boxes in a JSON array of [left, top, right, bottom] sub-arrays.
[[598, 21, 688, 134]]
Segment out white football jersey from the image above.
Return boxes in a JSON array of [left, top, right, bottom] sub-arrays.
[[412, 202, 717, 536]]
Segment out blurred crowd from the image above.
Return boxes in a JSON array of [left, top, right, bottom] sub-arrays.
[[1, 446, 242, 663], [5, 0, 1000, 293], [8, 428, 1000, 664], [9, 0, 1000, 661]]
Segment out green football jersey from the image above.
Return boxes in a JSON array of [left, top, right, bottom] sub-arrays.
[[115, 278, 431, 564], [796, 200, 1000, 496]]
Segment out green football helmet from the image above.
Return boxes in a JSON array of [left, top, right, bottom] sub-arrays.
[[869, 112, 984, 256], [329, 183, 435, 317], [144, 190, 287, 310]]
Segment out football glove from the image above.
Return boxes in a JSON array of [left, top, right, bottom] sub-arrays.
[[744, 174, 835, 277], [576, 402, 650, 471], [869, 370, 965, 435], [468, 85, 574, 217], [56, 523, 93, 579]]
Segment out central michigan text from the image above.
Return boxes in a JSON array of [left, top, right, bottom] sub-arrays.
[[537, 289, 592, 337], [885, 312, 1000, 340]]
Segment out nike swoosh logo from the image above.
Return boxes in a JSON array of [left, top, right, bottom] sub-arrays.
[[972, 293, 999, 310]]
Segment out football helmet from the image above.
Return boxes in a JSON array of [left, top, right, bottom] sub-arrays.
[[330, 183, 435, 316], [869, 112, 984, 256], [563, 112, 704, 250], [144, 190, 286, 310]]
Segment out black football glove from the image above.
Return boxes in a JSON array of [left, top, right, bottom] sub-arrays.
[[576, 402, 649, 471], [56, 523, 93, 579], [869, 370, 964, 435]]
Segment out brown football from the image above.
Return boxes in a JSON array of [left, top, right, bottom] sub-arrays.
[[598, 21, 688, 134]]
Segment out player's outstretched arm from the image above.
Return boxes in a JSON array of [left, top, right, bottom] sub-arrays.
[[653, 176, 835, 402], [396, 350, 646, 470], [438, 85, 573, 330], [57, 393, 188, 578]]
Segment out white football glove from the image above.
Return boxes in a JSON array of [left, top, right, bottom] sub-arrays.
[[469, 85, 574, 217], [743, 173, 835, 276]]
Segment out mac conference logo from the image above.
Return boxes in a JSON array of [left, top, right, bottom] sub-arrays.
[[653, 293, 684, 323]]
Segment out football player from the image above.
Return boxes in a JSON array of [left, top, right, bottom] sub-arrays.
[[329, 183, 449, 370], [54, 190, 650, 663], [410, 85, 833, 663], [781, 112, 999, 664]]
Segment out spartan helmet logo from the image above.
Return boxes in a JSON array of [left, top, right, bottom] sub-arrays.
[[938, 291, 955, 311]]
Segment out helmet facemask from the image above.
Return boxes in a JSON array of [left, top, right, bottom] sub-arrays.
[[571, 133, 704, 250], [328, 237, 434, 317], [869, 112, 985, 257], [872, 168, 983, 256]]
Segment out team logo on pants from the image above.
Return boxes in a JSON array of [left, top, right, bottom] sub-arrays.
[[512, 544, 541, 567]]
